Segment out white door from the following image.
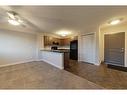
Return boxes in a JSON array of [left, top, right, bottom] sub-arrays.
[[82, 34, 95, 64]]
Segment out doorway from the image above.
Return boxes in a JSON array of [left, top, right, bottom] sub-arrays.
[[104, 32, 125, 67]]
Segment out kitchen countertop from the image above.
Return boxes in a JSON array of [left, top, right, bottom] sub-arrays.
[[40, 49, 70, 53]]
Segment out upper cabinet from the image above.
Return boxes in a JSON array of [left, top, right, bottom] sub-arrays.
[[62, 36, 78, 46], [44, 36, 51, 46], [44, 36, 78, 47], [61, 38, 71, 46], [44, 36, 61, 46]]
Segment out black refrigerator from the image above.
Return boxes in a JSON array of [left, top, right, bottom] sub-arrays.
[[70, 40, 78, 60]]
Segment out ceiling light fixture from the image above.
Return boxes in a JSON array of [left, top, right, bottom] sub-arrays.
[[61, 34, 66, 37], [7, 12, 16, 19], [8, 19, 20, 26], [56, 30, 72, 37], [109, 19, 121, 25], [7, 11, 23, 26]]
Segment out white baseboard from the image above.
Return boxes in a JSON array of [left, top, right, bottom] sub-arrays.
[[34, 59, 41, 61], [94, 63, 100, 66], [39, 59, 64, 69], [0, 58, 64, 69], [78, 60, 100, 66], [0, 59, 35, 68]]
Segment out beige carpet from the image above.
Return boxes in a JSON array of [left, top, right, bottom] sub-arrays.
[[0, 61, 103, 89]]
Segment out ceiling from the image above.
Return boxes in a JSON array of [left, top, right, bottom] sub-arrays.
[[0, 6, 127, 36]]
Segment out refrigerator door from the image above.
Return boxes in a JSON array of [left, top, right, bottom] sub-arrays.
[[70, 40, 78, 60]]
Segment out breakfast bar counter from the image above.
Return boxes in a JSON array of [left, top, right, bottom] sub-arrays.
[[40, 49, 70, 69]]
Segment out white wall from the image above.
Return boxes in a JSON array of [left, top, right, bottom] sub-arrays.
[[78, 34, 82, 61], [0, 30, 37, 66], [100, 23, 127, 67], [36, 33, 44, 60]]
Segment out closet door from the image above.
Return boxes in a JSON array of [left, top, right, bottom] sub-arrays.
[[82, 34, 95, 64]]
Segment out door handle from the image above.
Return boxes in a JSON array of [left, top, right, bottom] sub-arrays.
[[121, 48, 124, 52], [121, 48, 124, 50]]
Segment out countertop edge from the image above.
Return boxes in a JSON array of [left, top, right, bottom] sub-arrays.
[[40, 49, 70, 53]]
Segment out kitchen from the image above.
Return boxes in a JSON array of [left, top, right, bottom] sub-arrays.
[[39, 34, 78, 69]]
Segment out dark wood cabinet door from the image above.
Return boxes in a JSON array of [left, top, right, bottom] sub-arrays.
[[44, 36, 52, 46], [44, 36, 48, 46]]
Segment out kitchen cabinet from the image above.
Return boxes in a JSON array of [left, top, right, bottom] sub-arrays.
[[44, 36, 51, 46], [44, 36, 78, 46], [64, 38, 71, 46], [61, 36, 78, 46], [44, 36, 61, 46], [60, 38, 71, 46]]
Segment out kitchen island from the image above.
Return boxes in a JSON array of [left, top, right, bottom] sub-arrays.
[[40, 49, 70, 69]]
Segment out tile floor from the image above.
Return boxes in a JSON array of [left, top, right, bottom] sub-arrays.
[[65, 60, 127, 89]]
